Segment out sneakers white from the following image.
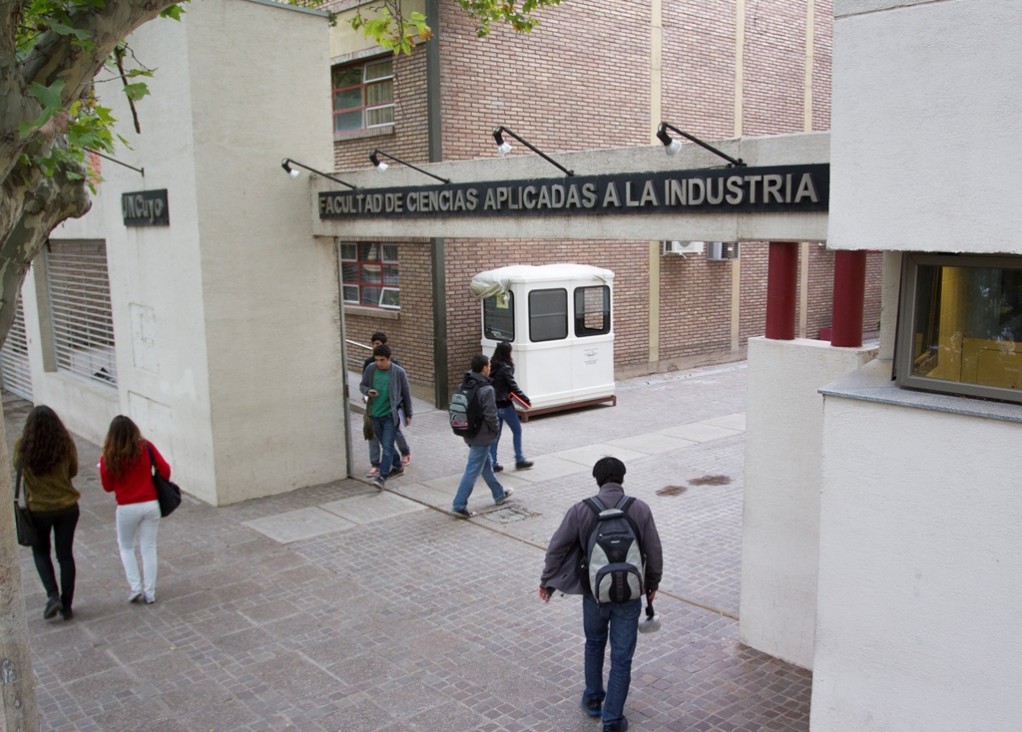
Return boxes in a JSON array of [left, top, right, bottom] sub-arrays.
[[128, 591, 144, 604], [496, 487, 514, 505]]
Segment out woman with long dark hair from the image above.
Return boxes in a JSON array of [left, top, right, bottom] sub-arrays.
[[14, 405, 80, 621], [488, 340, 534, 472], [99, 415, 171, 605]]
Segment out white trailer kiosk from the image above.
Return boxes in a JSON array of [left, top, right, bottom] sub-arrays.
[[471, 264, 616, 417]]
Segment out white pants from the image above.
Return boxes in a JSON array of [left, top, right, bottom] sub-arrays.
[[115, 501, 160, 598]]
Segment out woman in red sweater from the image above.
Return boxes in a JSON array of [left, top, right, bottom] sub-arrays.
[[99, 416, 171, 605]]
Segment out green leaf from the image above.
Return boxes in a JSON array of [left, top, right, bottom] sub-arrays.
[[123, 83, 150, 102], [28, 80, 65, 111]]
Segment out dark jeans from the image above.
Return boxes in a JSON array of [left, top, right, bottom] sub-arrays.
[[30, 504, 80, 610], [582, 594, 641, 727], [370, 415, 402, 478]]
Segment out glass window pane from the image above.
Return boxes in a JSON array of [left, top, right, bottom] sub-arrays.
[[382, 265, 400, 286], [909, 264, 1022, 391], [575, 285, 611, 336], [366, 106, 394, 127], [332, 66, 362, 88], [364, 59, 393, 81], [366, 81, 393, 106], [381, 245, 399, 262], [335, 111, 363, 132], [333, 88, 363, 111], [361, 286, 381, 306], [529, 289, 568, 342], [362, 243, 379, 261], [339, 244, 357, 261], [363, 264, 382, 284], [342, 285, 359, 303], [341, 262, 359, 283], [484, 292, 515, 341]]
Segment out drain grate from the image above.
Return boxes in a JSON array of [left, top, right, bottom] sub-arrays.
[[481, 505, 537, 523]]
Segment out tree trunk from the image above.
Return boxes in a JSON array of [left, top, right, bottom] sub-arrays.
[[0, 402, 37, 731]]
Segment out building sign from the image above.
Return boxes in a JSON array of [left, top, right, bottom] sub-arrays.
[[319, 164, 828, 220], [122, 189, 170, 226]]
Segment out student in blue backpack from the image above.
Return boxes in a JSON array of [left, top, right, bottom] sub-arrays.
[[538, 457, 663, 732]]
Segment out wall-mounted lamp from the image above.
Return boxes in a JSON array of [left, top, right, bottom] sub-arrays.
[[86, 148, 144, 176], [280, 158, 357, 189], [656, 122, 745, 167], [369, 149, 450, 184], [492, 126, 574, 177]]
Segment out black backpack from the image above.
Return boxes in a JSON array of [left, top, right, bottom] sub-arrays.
[[584, 495, 644, 604], [449, 377, 483, 437]]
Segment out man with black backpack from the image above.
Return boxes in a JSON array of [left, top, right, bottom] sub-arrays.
[[538, 457, 663, 732], [449, 355, 512, 518]]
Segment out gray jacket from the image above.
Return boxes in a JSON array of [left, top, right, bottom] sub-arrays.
[[460, 370, 499, 447], [540, 482, 663, 596], [359, 362, 413, 426]]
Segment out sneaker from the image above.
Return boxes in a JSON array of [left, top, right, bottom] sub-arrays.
[[401, 452, 412, 466], [451, 508, 475, 519], [128, 590, 144, 604], [603, 719, 628, 732], [515, 460, 534, 470], [493, 463, 504, 473], [496, 486, 514, 505], [60, 607, 73, 621], [366, 466, 380, 478], [43, 595, 62, 620], [580, 697, 602, 718], [388, 467, 405, 478], [144, 594, 156, 605], [372, 475, 386, 489]]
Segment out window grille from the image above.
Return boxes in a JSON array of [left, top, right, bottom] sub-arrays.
[[0, 294, 33, 400], [45, 240, 117, 388], [339, 241, 400, 309], [332, 57, 395, 134]]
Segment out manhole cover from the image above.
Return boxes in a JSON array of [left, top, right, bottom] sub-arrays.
[[482, 505, 537, 523]]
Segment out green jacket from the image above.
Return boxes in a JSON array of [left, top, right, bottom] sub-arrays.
[[14, 438, 80, 513]]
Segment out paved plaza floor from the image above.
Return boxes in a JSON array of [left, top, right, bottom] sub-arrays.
[[8, 361, 812, 731]]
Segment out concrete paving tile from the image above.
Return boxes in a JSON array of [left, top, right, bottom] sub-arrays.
[[661, 421, 744, 442], [242, 506, 358, 543], [607, 431, 700, 453], [496, 454, 586, 483], [320, 489, 425, 524], [703, 412, 747, 431], [553, 442, 648, 467]]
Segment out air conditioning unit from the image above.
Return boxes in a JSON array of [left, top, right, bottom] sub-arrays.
[[706, 241, 740, 261], [661, 240, 705, 256]]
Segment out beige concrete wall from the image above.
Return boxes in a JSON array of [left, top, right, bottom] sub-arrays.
[[813, 361, 1022, 730], [740, 337, 877, 669], [38, 0, 344, 505], [829, 0, 1022, 252]]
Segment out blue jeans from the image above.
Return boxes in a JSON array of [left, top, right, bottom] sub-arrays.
[[489, 405, 525, 465], [369, 425, 410, 466], [370, 416, 402, 478], [451, 444, 506, 511], [581, 595, 641, 727]]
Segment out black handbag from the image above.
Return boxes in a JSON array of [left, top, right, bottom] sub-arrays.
[[13, 465, 36, 547], [146, 443, 181, 517]]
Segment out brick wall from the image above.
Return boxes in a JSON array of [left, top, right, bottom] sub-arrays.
[[331, 0, 878, 399]]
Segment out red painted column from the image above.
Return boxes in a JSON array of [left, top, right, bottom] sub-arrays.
[[765, 241, 799, 340], [830, 250, 867, 347]]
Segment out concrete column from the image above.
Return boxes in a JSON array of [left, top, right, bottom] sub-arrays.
[[830, 250, 866, 347], [765, 241, 799, 339]]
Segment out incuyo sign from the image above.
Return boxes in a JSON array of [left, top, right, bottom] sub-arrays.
[[122, 189, 170, 226], [318, 164, 828, 220]]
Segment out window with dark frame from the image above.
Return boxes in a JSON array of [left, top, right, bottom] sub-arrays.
[[339, 242, 400, 310], [574, 285, 611, 337], [331, 57, 394, 135], [529, 288, 568, 342], [897, 253, 1022, 403], [483, 292, 515, 341]]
